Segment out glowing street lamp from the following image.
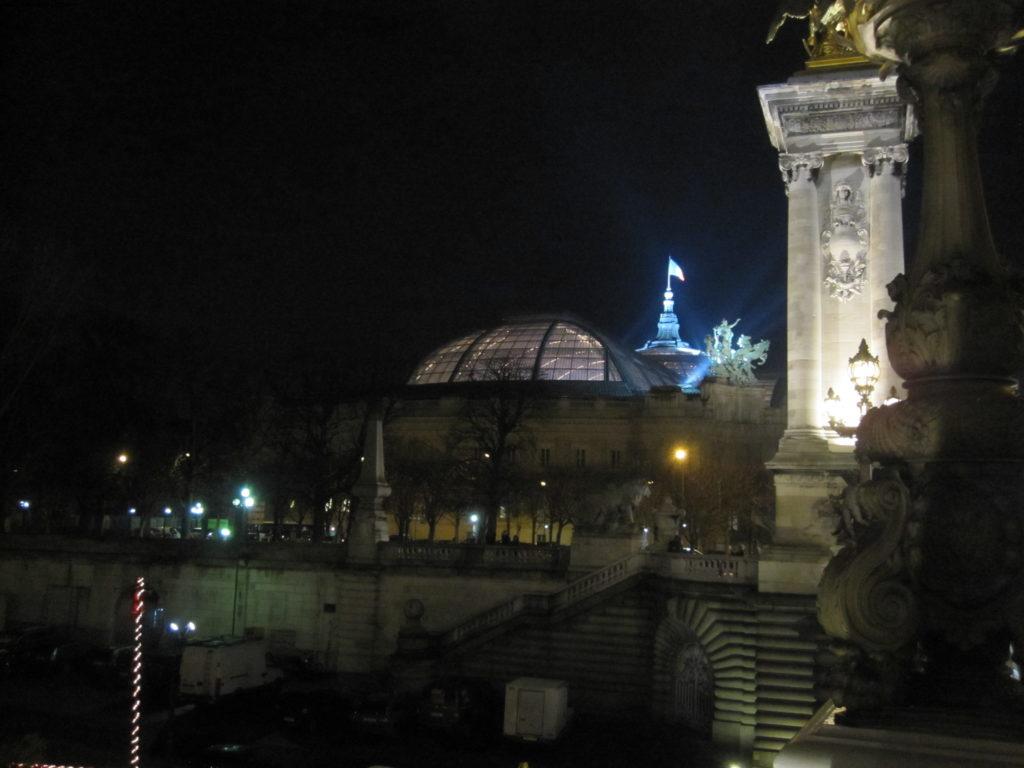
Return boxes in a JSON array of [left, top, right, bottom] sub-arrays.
[[849, 338, 881, 415], [671, 446, 688, 539], [117, 453, 129, 465], [232, 486, 255, 540], [824, 387, 843, 429]]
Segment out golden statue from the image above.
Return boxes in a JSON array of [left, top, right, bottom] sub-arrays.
[[769, 1, 1022, 70], [767, 0, 875, 69]]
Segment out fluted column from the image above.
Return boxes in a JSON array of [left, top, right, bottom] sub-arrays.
[[779, 153, 824, 438], [863, 145, 908, 401]]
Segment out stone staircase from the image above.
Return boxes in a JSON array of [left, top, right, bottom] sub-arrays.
[[752, 597, 822, 766], [452, 586, 657, 715]]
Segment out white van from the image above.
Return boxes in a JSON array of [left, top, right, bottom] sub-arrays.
[[179, 636, 281, 700]]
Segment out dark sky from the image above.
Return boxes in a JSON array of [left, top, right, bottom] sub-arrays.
[[3, 2, 1023, 386]]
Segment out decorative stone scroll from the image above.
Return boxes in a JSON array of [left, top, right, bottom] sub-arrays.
[[778, 152, 824, 190], [822, 183, 869, 302], [864, 144, 910, 197], [862, 144, 909, 178]]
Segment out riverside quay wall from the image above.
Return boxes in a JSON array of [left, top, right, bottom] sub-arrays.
[[0, 536, 572, 672]]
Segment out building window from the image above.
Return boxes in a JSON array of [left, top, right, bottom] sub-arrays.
[[539, 448, 551, 466], [610, 449, 621, 468], [576, 448, 587, 468]]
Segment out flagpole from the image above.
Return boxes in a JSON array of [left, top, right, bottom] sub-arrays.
[[666, 256, 672, 291]]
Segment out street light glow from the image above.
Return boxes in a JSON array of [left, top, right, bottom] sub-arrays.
[[673, 447, 688, 461], [240, 487, 251, 498], [163, 507, 172, 515], [469, 513, 479, 523], [117, 453, 129, 464], [219, 527, 232, 539], [186, 621, 196, 632], [18, 500, 30, 509], [169, 622, 180, 632], [244, 497, 255, 508]]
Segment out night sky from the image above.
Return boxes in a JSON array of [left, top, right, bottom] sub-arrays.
[[4, 2, 1024, 388]]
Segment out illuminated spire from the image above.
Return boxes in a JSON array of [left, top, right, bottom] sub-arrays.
[[655, 286, 682, 344], [637, 256, 705, 392], [655, 257, 686, 343]]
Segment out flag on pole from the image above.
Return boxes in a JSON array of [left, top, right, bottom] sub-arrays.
[[667, 257, 685, 285]]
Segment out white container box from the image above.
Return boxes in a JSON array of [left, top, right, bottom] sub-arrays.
[[503, 677, 569, 742], [179, 636, 279, 700]]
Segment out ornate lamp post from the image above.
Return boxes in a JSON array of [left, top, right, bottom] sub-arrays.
[[847, 338, 880, 416], [672, 447, 688, 544], [814, 0, 1024, 727]]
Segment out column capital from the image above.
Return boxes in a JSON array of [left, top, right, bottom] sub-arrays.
[[862, 144, 909, 178], [779, 152, 824, 189]]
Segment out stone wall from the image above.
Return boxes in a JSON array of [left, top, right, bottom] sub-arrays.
[[0, 537, 570, 671]]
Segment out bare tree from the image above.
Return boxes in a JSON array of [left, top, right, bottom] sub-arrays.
[[452, 358, 535, 544]]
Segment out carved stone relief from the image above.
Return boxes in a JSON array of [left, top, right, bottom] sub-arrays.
[[783, 108, 901, 136], [822, 183, 869, 302]]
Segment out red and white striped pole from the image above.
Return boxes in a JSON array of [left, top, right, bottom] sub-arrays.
[[129, 576, 145, 768]]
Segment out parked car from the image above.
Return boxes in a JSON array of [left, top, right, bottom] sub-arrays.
[[277, 688, 352, 737], [0, 625, 88, 676], [349, 690, 416, 737], [153, 687, 282, 761], [417, 676, 500, 737], [0, 624, 45, 676], [266, 649, 327, 680], [83, 644, 133, 687], [186, 742, 302, 768]]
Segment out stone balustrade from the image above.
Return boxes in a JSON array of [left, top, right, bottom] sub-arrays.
[[648, 552, 759, 583], [438, 551, 756, 650], [379, 541, 571, 571]]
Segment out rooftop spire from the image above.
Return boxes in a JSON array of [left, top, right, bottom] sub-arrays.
[[655, 257, 686, 343]]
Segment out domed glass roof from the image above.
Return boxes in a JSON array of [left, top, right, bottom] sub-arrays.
[[408, 315, 678, 393]]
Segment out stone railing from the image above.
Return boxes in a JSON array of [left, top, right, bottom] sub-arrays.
[[0, 534, 349, 565], [647, 552, 758, 584], [436, 551, 757, 651], [440, 553, 645, 648], [379, 541, 570, 571]]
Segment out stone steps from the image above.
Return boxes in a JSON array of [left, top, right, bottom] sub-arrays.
[[753, 599, 823, 766]]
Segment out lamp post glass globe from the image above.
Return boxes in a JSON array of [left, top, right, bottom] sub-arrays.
[[117, 453, 129, 465], [848, 338, 881, 414], [673, 447, 687, 462]]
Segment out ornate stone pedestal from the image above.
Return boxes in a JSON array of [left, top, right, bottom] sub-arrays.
[[776, 0, 1024, 764], [759, 67, 917, 594]]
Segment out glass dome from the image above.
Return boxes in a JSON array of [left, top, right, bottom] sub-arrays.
[[408, 315, 676, 393]]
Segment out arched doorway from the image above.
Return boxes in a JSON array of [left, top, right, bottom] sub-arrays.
[[672, 642, 714, 735]]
